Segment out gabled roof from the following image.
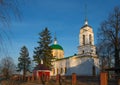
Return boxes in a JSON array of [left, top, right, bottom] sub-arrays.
[[34, 64, 50, 70]]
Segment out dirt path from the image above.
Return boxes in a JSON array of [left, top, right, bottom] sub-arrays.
[[21, 82, 43, 85]]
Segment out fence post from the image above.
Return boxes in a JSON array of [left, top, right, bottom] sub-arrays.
[[100, 72, 108, 85], [27, 76, 31, 82], [118, 79, 120, 85], [32, 74, 35, 82], [56, 74, 61, 85], [72, 73, 77, 85]]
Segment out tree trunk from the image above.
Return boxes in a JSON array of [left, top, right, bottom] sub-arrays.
[[23, 64, 26, 81], [115, 47, 120, 74]]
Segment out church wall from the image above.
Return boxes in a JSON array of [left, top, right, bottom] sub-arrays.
[[93, 58, 100, 75], [51, 58, 67, 76], [51, 56, 100, 76], [52, 49, 64, 58]]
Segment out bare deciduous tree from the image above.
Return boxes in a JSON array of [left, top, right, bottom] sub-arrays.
[[0, 0, 22, 25], [0, 0, 23, 55], [0, 56, 16, 79], [97, 6, 120, 74]]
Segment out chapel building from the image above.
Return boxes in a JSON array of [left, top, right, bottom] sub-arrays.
[[50, 20, 100, 76]]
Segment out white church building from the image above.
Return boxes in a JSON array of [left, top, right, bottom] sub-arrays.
[[50, 20, 100, 76]]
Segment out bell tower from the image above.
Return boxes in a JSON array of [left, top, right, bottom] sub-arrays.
[[78, 20, 97, 57]]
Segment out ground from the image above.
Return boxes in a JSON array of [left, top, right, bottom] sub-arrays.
[[0, 79, 99, 85], [0, 76, 118, 85]]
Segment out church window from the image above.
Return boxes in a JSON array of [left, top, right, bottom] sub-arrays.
[[82, 50, 84, 54], [65, 67, 67, 73], [89, 34, 92, 45], [92, 65, 96, 76], [91, 50, 93, 52], [83, 35, 85, 45], [57, 68, 58, 74], [53, 68, 55, 74], [60, 68, 63, 74]]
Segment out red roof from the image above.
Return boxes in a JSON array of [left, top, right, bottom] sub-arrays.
[[34, 64, 50, 70]]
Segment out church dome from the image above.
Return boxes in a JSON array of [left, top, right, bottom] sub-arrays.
[[51, 36, 64, 59], [51, 44, 63, 50]]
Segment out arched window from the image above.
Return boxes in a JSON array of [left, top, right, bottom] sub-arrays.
[[83, 35, 85, 45], [60, 68, 63, 74], [89, 34, 92, 45], [57, 68, 58, 74], [65, 67, 67, 73], [82, 50, 84, 54], [53, 68, 55, 74]]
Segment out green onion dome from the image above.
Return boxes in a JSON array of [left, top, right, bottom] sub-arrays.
[[50, 44, 63, 50]]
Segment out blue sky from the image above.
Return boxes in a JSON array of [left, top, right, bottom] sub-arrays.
[[1, 0, 119, 63]]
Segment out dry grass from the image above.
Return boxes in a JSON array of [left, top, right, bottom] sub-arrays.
[[0, 80, 23, 85], [0, 78, 117, 85]]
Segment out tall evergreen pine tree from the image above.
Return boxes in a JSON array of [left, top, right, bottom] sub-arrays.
[[33, 28, 53, 69], [18, 46, 31, 80]]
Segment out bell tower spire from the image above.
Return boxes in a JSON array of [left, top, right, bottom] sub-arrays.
[[84, 4, 88, 25], [54, 33, 57, 44], [85, 19, 88, 25]]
